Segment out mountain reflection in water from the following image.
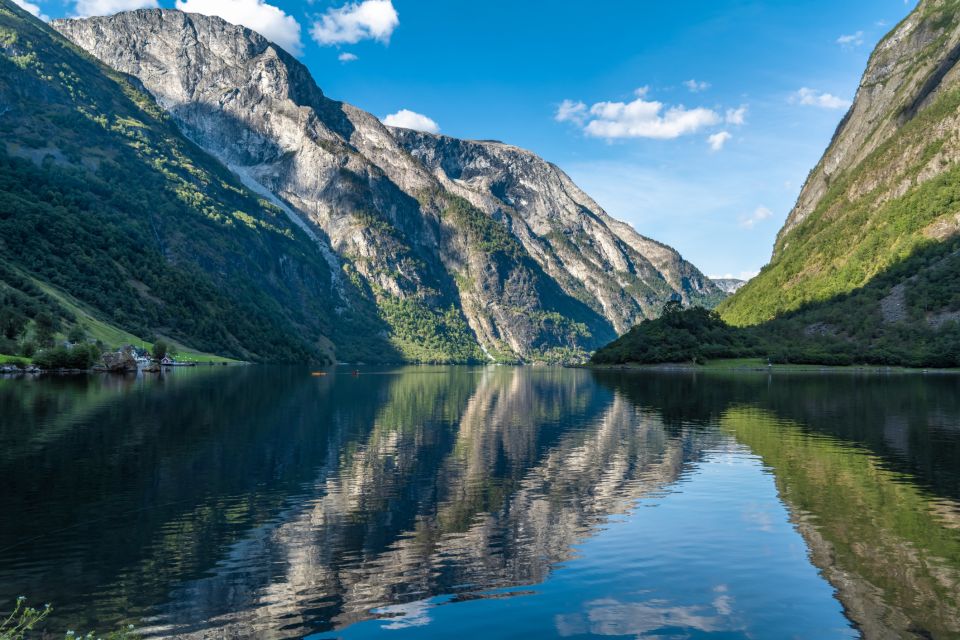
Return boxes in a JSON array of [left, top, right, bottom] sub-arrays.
[[0, 367, 957, 639]]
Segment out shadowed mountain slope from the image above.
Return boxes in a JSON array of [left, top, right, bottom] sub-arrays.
[[0, 0, 391, 363]]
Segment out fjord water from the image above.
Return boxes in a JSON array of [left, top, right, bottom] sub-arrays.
[[0, 368, 958, 639]]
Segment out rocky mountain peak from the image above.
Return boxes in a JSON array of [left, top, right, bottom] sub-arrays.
[[55, 8, 724, 362]]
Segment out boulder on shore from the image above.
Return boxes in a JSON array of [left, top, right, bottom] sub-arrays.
[[100, 349, 137, 373]]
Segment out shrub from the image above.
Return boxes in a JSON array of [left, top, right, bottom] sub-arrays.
[[33, 344, 101, 370], [0, 597, 50, 640], [0, 597, 138, 640]]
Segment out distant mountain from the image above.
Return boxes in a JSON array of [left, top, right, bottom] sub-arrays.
[[720, 0, 960, 329], [52, 8, 724, 363], [711, 279, 746, 295]]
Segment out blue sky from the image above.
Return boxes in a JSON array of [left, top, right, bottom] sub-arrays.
[[21, 0, 919, 279]]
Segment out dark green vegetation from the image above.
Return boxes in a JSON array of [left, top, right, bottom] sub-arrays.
[[377, 295, 485, 364], [31, 343, 101, 370], [749, 239, 960, 367], [594, 242, 960, 368], [591, 302, 754, 365], [0, 1, 398, 364]]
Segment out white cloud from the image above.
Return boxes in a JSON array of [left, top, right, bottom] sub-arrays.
[[72, 0, 158, 17], [555, 88, 748, 141], [12, 0, 49, 20], [725, 105, 747, 126], [174, 0, 303, 55], [708, 131, 732, 152], [739, 206, 773, 229], [338, 52, 358, 62], [310, 0, 398, 46], [684, 79, 711, 93], [791, 87, 852, 110], [837, 30, 864, 48], [568, 92, 721, 140], [382, 109, 440, 134], [555, 99, 587, 125]]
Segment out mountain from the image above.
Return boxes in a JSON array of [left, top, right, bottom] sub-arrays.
[[0, 0, 395, 364], [391, 130, 723, 326], [720, 0, 960, 328], [710, 278, 746, 295], [52, 8, 723, 363]]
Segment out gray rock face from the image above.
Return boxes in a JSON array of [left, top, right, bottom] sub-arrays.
[[710, 278, 746, 295], [54, 9, 722, 361], [100, 349, 137, 372], [393, 131, 723, 332], [777, 0, 960, 248]]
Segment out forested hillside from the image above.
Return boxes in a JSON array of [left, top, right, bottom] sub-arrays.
[[594, 239, 960, 368], [0, 0, 394, 363]]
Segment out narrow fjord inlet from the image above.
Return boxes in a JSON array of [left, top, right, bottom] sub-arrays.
[[2, 0, 960, 637]]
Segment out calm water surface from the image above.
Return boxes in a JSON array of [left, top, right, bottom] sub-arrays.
[[0, 366, 958, 639]]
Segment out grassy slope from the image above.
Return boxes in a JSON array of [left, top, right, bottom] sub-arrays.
[[34, 281, 240, 362], [721, 89, 960, 326], [720, 0, 960, 327]]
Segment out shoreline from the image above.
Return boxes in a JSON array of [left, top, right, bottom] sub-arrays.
[[587, 361, 960, 375], [5, 360, 959, 376], [0, 361, 246, 376]]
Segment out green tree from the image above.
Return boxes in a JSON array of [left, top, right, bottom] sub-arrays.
[[67, 324, 86, 344], [152, 340, 168, 361], [18, 340, 36, 358], [34, 312, 57, 348]]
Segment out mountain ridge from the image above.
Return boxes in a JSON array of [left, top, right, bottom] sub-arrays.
[[52, 7, 723, 362], [721, 0, 960, 327], [0, 0, 397, 364]]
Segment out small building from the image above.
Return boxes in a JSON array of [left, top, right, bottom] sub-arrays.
[[160, 356, 175, 366]]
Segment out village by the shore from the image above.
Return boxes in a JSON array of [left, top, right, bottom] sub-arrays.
[[0, 344, 230, 377]]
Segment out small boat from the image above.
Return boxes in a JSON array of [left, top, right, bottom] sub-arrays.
[[311, 371, 327, 377]]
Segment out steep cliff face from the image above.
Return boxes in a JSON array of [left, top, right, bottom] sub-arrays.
[[392, 131, 723, 331], [54, 9, 722, 362], [721, 0, 960, 325]]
